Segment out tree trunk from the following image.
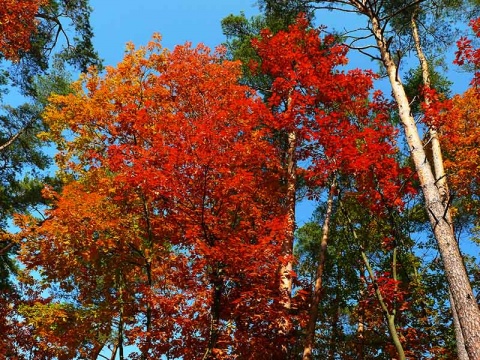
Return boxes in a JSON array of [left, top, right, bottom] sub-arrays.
[[367, 10, 480, 358], [450, 290, 470, 360], [280, 129, 297, 309], [278, 128, 297, 356], [410, 13, 469, 358], [361, 250, 406, 360], [342, 204, 406, 360], [140, 191, 154, 359], [118, 281, 125, 360], [303, 179, 336, 360], [410, 12, 449, 206], [356, 281, 365, 360], [203, 267, 223, 360]]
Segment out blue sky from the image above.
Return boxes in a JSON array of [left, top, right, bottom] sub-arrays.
[[16, 2, 476, 358], [89, 1, 259, 67], [87, 0, 319, 225], [85, 1, 473, 229]]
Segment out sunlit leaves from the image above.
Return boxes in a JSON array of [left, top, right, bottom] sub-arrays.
[[0, 0, 46, 60], [21, 36, 287, 357]]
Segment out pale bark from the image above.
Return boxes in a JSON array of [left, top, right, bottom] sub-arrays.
[[410, 13, 449, 206], [278, 128, 296, 356], [365, 7, 480, 358], [279, 91, 297, 343], [356, 282, 365, 359], [279, 129, 297, 311], [410, 13, 468, 358], [302, 179, 336, 360]]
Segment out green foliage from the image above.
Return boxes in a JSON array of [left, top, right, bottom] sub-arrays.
[[11, 0, 101, 96], [294, 188, 459, 358], [0, 0, 99, 226], [0, 0, 99, 319], [403, 63, 452, 115]]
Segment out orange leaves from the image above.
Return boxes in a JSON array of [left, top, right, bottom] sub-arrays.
[[19, 17, 423, 356], [26, 35, 287, 357], [0, 0, 46, 60], [440, 88, 480, 202]]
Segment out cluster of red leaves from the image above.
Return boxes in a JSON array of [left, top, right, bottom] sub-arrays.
[[15, 17, 420, 358], [19, 37, 291, 358], [455, 18, 480, 88], [358, 272, 430, 358], [252, 16, 414, 214], [0, 0, 45, 60], [420, 86, 453, 129]]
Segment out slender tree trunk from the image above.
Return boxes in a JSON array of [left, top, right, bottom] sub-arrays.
[[365, 9, 480, 358], [342, 205, 406, 360], [410, 13, 469, 358], [410, 12, 449, 206], [203, 267, 223, 360], [357, 280, 365, 360], [280, 129, 297, 309], [0, 123, 30, 152], [118, 281, 125, 360], [450, 290, 470, 360], [303, 179, 336, 360], [278, 127, 297, 357], [109, 342, 118, 360], [139, 191, 154, 360], [328, 297, 340, 359], [361, 249, 405, 360]]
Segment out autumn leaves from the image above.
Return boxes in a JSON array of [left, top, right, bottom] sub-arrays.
[[9, 17, 418, 358]]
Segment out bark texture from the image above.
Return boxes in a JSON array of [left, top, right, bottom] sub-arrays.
[[366, 8, 480, 358]]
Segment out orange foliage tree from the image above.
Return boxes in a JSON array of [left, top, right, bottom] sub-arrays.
[[441, 89, 480, 202], [0, 0, 46, 60], [17, 17, 420, 358], [447, 17, 480, 210], [18, 37, 290, 359]]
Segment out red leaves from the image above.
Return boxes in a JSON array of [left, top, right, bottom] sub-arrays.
[[24, 37, 288, 357], [421, 86, 453, 128], [252, 15, 412, 214], [0, 0, 46, 60], [17, 16, 422, 357], [455, 18, 480, 88]]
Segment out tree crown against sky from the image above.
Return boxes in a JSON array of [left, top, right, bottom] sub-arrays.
[[1, 1, 480, 359]]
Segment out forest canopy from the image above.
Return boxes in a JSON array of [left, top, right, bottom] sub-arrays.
[[1, 1, 480, 359]]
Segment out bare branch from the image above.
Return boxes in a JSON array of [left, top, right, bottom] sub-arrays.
[[0, 241, 15, 256], [0, 125, 29, 152], [35, 12, 71, 55], [346, 45, 382, 61]]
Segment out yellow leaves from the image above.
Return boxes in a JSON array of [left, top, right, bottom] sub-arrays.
[[19, 302, 72, 331]]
